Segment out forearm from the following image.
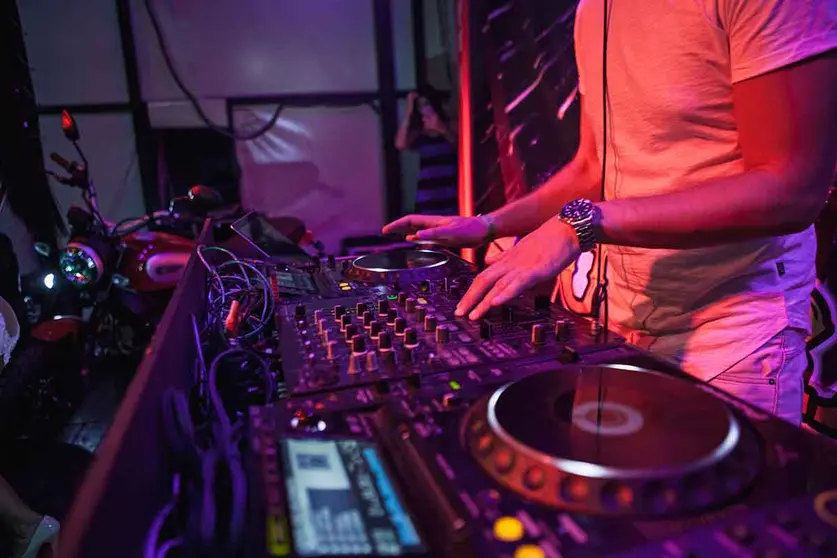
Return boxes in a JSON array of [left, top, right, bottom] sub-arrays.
[[395, 116, 413, 150], [597, 168, 829, 248], [489, 156, 601, 238]]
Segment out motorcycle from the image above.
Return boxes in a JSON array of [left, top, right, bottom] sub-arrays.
[[30, 110, 221, 374]]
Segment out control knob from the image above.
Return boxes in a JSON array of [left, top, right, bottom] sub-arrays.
[[295, 304, 306, 318], [397, 292, 408, 306], [386, 309, 399, 325], [419, 280, 430, 293], [313, 309, 324, 322], [333, 305, 346, 319], [369, 321, 383, 338], [378, 300, 389, 315], [379, 332, 393, 351], [348, 353, 363, 375], [317, 318, 328, 334], [415, 306, 427, 324], [345, 324, 359, 340], [351, 336, 366, 354], [340, 313, 352, 331], [326, 341, 338, 360], [355, 302, 366, 315], [394, 317, 407, 335], [424, 315, 438, 332], [365, 351, 379, 372], [362, 311, 375, 328], [531, 323, 547, 345], [405, 297, 417, 313], [555, 319, 573, 342], [436, 325, 450, 345], [404, 327, 418, 347]]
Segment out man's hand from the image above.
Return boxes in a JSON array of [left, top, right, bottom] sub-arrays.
[[383, 215, 488, 247], [406, 92, 419, 113], [455, 218, 581, 320]]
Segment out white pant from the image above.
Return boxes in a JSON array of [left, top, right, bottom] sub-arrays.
[[708, 328, 806, 426]]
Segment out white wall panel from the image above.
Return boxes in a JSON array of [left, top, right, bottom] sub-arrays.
[[132, 0, 379, 101], [234, 105, 384, 254], [39, 113, 145, 229], [18, 0, 129, 106], [392, 0, 417, 91]]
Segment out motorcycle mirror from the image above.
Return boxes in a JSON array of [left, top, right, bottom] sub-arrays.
[[61, 110, 80, 141], [188, 185, 223, 208], [34, 242, 51, 258]]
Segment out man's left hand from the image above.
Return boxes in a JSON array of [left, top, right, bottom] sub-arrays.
[[455, 217, 581, 320]]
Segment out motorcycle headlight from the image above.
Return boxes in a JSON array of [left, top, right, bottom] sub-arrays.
[[59, 242, 104, 287]]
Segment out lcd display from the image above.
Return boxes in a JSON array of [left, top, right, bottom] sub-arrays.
[[281, 438, 425, 556]]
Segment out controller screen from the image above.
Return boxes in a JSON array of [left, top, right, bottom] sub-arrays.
[[282, 438, 425, 556]]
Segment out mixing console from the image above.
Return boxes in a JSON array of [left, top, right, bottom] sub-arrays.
[[243, 247, 837, 558]]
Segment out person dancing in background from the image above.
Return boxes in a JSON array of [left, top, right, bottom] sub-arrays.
[[395, 87, 459, 216], [385, 0, 836, 424]]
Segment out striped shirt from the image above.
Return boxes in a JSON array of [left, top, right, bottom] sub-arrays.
[[413, 134, 458, 215]]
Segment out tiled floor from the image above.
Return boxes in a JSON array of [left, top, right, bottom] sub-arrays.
[[58, 377, 123, 453]]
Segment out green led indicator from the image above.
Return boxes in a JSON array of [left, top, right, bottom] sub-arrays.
[[449, 381, 461, 390], [387, 295, 398, 300]]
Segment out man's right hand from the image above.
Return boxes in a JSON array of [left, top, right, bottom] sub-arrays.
[[382, 215, 489, 247]]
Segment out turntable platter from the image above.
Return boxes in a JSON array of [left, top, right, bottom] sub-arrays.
[[465, 365, 763, 516], [345, 248, 472, 284]]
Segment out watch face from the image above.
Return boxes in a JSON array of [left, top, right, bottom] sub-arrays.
[[562, 199, 593, 220]]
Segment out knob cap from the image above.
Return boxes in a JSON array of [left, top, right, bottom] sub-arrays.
[[479, 321, 492, 340], [397, 292, 408, 306], [317, 318, 328, 334], [401, 346, 413, 363], [405, 297, 417, 313], [436, 325, 450, 345], [424, 315, 438, 332], [333, 305, 345, 319], [362, 311, 375, 327], [404, 327, 418, 346], [394, 317, 407, 335], [555, 319, 572, 342], [369, 321, 383, 338], [531, 323, 547, 345], [295, 304, 306, 317], [313, 309, 324, 322], [351, 336, 366, 354], [326, 341, 338, 360], [378, 300, 389, 315], [386, 309, 399, 324], [323, 329, 335, 343], [340, 313, 352, 330], [379, 332, 393, 350], [345, 324, 359, 340], [355, 302, 367, 315], [415, 306, 427, 324]]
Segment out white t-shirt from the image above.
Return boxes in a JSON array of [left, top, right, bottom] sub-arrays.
[[574, 0, 837, 380]]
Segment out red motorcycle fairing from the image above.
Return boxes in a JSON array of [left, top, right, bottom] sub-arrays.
[[31, 316, 84, 343], [119, 230, 194, 292]]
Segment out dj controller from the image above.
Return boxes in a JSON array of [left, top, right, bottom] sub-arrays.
[[245, 247, 837, 558]]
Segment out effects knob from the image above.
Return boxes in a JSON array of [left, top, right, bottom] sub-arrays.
[[351, 336, 366, 354], [479, 321, 492, 340], [555, 319, 573, 342], [394, 317, 407, 335], [405, 297, 417, 313], [317, 319, 328, 334], [326, 341, 338, 360], [323, 329, 335, 344], [401, 346, 414, 363], [355, 302, 366, 315], [362, 311, 375, 328], [313, 309, 324, 322], [386, 309, 399, 325], [379, 332, 393, 351], [397, 292, 408, 306], [415, 306, 427, 324], [333, 305, 346, 320], [531, 323, 547, 345], [369, 321, 383, 338], [436, 325, 450, 345], [424, 315, 438, 332], [404, 327, 418, 347], [345, 324, 359, 340], [340, 313, 352, 331], [295, 304, 306, 318], [378, 299, 389, 315]]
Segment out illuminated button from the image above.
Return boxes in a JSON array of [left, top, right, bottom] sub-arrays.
[[493, 517, 524, 542], [514, 545, 545, 558], [523, 467, 546, 490], [493, 448, 515, 473], [341, 285, 351, 291]]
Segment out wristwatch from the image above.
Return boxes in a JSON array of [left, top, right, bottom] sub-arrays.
[[559, 198, 599, 252]]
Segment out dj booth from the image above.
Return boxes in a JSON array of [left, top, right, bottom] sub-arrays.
[[58, 218, 837, 558]]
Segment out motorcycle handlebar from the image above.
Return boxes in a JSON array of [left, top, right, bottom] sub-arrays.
[[49, 152, 74, 173]]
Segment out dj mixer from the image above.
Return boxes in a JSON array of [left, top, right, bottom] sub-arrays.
[[246, 246, 837, 558]]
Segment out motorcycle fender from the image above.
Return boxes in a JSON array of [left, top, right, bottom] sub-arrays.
[[31, 316, 84, 343]]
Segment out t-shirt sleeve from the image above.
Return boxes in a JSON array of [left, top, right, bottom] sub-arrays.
[[721, 0, 837, 84]]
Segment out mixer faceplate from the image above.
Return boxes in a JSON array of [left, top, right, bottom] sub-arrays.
[[464, 365, 763, 516]]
